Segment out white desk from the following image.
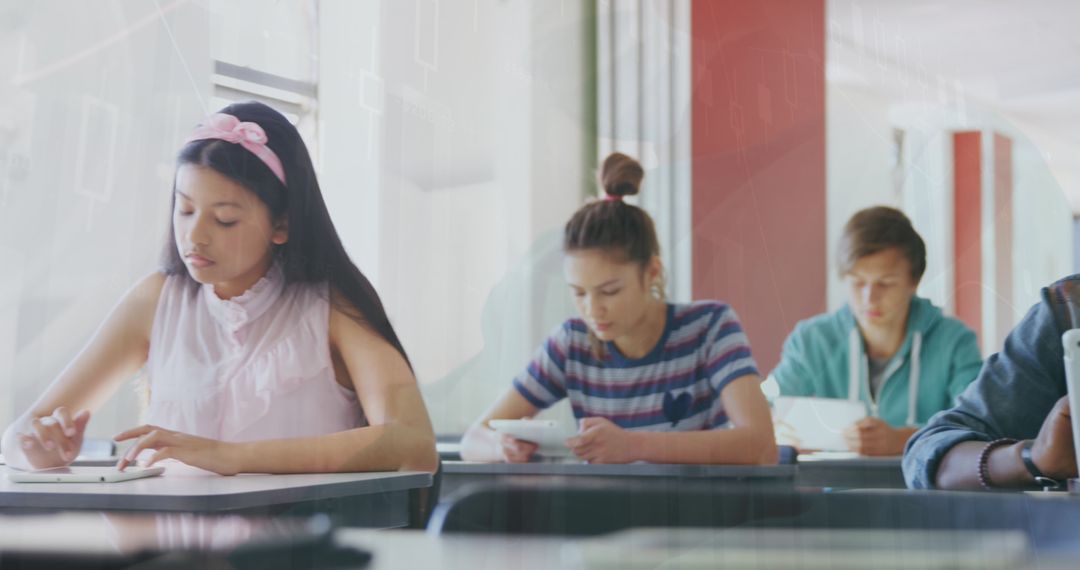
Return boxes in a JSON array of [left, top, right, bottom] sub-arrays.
[[440, 460, 795, 498], [0, 463, 431, 528], [443, 460, 794, 478], [795, 452, 905, 489]]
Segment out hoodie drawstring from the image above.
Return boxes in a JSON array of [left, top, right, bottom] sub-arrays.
[[907, 332, 922, 426], [848, 329, 923, 426], [848, 329, 861, 403]]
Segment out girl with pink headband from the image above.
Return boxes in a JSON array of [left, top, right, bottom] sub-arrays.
[[2, 101, 438, 476]]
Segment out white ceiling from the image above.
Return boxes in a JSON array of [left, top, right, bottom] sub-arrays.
[[828, 0, 1080, 211]]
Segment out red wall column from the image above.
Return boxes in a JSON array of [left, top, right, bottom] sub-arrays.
[[953, 132, 983, 349], [690, 0, 826, 372], [993, 133, 1013, 352]]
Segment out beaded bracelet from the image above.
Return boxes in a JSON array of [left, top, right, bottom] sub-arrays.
[[977, 438, 1018, 490]]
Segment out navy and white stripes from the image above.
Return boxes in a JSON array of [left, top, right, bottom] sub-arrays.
[[513, 302, 760, 432]]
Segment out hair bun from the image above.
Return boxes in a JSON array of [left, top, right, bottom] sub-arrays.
[[600, 152, 644, 198]]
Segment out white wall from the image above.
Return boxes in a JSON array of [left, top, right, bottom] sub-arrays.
[[827, 87, 965, 316], [209, 0, 314, 83], [826, 85, 897, 310], [1008, 128, 1074, 320], [892, 103, 955, 315], [318, 0, 382, 283], [597, 1, 693, 304], [827, 0, 1079, 357], [828, 81, 1073, 358], [899, 106, 1072, 353], [0, 1, 210, 439], [0, 0, 593, 445], [370, 0, 591, 433]]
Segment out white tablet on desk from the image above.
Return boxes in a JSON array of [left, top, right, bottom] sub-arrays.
[[7, 466, 165, 483], [488, 419, 575, 456], [773, 396, 867, 452]]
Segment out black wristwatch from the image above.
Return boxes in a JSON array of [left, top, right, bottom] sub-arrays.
[[1020, 439, 1062, 490]]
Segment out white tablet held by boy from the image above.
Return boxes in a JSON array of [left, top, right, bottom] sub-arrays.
[[772, 396, 868, 452]]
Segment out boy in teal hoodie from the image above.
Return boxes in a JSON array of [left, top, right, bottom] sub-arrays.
[[771, 207, 983, 456]]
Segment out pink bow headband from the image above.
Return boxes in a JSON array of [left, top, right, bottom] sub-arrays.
[[185, 113, 287, 186]]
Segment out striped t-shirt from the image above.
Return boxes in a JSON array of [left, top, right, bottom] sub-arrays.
[[513, 301, 760, 431]]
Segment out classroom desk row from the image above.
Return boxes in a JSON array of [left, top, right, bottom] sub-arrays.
[[422, 479, 1080, 570], [0, 455, 896, 528], [0, 447, 908, 535], [0, 463, 433, 528], [1, 445, 1074, 568], [437, 454, 906, 497], [4, 486, 1080, 569]]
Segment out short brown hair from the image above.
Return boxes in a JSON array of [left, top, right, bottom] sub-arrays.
[[837, 206, 926, 281]]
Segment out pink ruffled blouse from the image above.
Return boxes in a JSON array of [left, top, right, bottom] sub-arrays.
[[145, 264, 366, 441]]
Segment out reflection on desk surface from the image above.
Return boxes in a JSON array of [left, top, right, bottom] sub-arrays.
[[0, 514, 1075, 569], [573, 527, 1028, 569], [798, 451, 903, 463], [336, 527, 1078, 570], [0, 512, 331, 556]]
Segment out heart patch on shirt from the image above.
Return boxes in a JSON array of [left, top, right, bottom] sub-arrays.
[[662, 391, 693, 427]]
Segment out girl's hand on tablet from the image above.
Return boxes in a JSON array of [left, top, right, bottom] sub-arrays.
[[566, 417, 638, 464], [13, 407, 91, 469], [114, 425, 239, 475], [498, 434, 538, 463]]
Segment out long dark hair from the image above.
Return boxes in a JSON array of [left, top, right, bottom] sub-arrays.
[[162, 101, 411, 367]]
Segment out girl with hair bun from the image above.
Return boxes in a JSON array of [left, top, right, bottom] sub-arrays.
[[461, 153, 777, 464]]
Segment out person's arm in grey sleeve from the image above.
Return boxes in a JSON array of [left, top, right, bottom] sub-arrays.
[[946, 328, 983, 403], [903, 290, 1067, 489]]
